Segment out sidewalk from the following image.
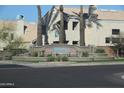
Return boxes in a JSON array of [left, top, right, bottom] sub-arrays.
[[1, 60, 124, 68]]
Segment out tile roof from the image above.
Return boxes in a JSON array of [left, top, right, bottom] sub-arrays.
[[55, 6, 124, 20]]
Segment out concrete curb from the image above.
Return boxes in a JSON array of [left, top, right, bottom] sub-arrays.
[[1, 60, 124, 68]]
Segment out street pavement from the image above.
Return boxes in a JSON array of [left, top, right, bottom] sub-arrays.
[[0, 62, 124, 87]]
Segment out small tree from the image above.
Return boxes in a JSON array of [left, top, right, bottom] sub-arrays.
[[111, 43, 124, 57], [0, 22, 15, 41], [110, 34, 124, 57], [48, 5, 67, 44], [0, 22, 25, 50], [6, 37, 25, 50]]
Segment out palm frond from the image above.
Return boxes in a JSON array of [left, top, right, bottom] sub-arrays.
[[94, 21, 102, 29], [72, 11, 80, 16], [47, 6, 55, 26], [48, 8, 59, 30], [88, 5, 97, 16], [63, 13, 70, 22], [88, 13, 102, 28], [51, 23, 60, 32], [87, 21, 93, 28]]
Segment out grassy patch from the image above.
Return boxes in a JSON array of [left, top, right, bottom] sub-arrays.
[[75, 58, 124, 63], [114, 57, 124, 61]]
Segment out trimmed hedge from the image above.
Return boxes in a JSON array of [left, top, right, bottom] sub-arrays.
[[95, 49, 105, 53], [12, 56, 47, 62], [56, 56, 61, 61], [61, 56, 68, 61], [47, 55, 55, 61]]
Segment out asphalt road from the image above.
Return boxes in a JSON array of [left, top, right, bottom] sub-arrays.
[[0, 64, 124, 88]]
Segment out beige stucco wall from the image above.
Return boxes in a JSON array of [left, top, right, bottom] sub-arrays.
[[48, 18, 124, 46], [85, 20, 124, 46], [0, 20, 37, 50], [47, 7, 124, 46]]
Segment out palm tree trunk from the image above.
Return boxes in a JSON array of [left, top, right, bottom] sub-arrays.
[[59, 5, 66, 44], [37, 5, 42, 46], [80, 5, 85, 46], [45, 34, 49, 45]]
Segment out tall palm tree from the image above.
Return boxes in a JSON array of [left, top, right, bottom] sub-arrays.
[[37, 5, 42, 46], [48, 5, 67, 44], [72, 5, 101, 46], [80, 5, 85, 46], [59, 5, 66, 44], [48, 5, 100, 45]]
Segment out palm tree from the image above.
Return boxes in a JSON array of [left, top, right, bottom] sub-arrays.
[[72, 5, 101, 46], [37, 5, 42, 46], [48, 5, 100, 45], [59, 5, 66, 44], [48, 5, 67, 44], [80, 5, 85, 46]]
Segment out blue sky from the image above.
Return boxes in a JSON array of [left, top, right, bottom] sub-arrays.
[[0, 5, 124, 22]]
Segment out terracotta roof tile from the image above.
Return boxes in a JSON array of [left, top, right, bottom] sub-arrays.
[[55, 6, 124, 20]]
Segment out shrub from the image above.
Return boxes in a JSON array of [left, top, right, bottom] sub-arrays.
[[56, 56, 61, 61], [4, 48, 28, 56], [61, 56, 68, 61], [32, 52, 38, 57], [95, 49, 105, 53], [3, 51, 13, 60], [47, 55, 55, 61], [47, 54, 52, 57], [82, 52, 89, 57], [11, 49, 28, 56]]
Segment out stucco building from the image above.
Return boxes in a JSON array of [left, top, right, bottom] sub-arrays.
[[0, 6, 124, 52], [0, 16, 37, 50], [46, 6, 124, 47]]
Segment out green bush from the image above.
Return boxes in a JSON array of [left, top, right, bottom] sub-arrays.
[[47, 54, 52, 57], [56, 56, 61, 61], [47, 55, 55, 61], [4, 48, 28, 56], [95, 49, 105, 53], [32, 52, 38, 57], [3, 51, 13, 60], [61, 56, 68, 61], [82, 52, 89, 57]]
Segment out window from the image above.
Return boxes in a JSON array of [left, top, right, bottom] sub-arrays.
[[72, 22, 78, 30], [112, 38, 120, 43], [72, 41, 78, 45], [24, 25, 27, 34], [53, 41, 59, 44], [112, 29, 120, 35], [10, 33, 14, 40], [105, 37, 110, 43]]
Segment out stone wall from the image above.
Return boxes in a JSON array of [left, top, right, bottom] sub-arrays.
[[97, 46, 114, 57], [30, 44, 92, 57]]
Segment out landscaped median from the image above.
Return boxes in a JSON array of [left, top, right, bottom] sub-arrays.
[[12, 56, 115, 62], [114, 57, 124, 61], [68, 57, 114, 62], [12, 56, 47, 62]]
